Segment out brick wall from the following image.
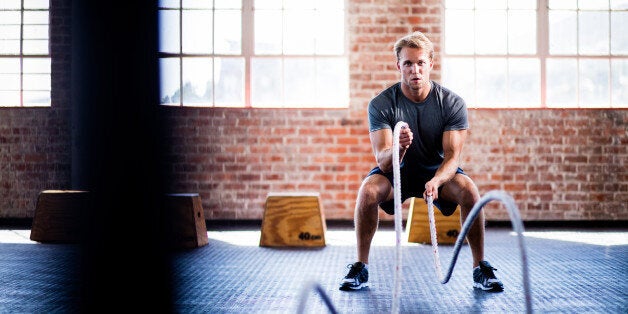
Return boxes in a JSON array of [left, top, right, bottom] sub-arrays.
[[0, 0, 72, 218], [0, 0, 625, 222]]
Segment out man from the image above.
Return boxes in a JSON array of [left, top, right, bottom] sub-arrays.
[[339, 31, 503, 292]]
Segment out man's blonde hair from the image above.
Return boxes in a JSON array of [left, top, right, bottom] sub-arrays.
[[393, 31, 434, 61]]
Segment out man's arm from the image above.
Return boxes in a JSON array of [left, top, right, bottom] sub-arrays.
[[423, 129, 467, 200], [370, 127, 413, 173]]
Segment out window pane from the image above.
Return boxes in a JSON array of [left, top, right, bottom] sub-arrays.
[[611, 12, 628, 55], [315, 9, 344, 55], [445, 0, 473, 9], [316, 57, 348, 107], [476, 58, 507, 106], [23, 25, 48, 39], [24, 0, 49, 9], [579, 58, 609, 107], [284, 10, 315, 54], [159, 0, 179, 9], [0, 74, 19, 89], [23, 57, 49, 73], [547, 58, 577, 107], [508, 0, 536, 9], [549, 0, 577, 9], [0, 25, 20, 40], [0, 91, 20, 106], [23, 39, 48, 54], [579, 11, 609, 55], [611, 0, 628, 9], [183, 0, 213, 9], [214, 10, 241, 54], [214, 57, 244, 107], [284, 0, 314, 10], [159, 58, 181, 105], [445, 10, 474, 54], [579, 0, 609, 10], [508, 58, 540, 107], [182, 10, 212, 54], [255, 10, 282, 54], [0, 58, 19, 73], [23, 91, 49, 106], [159, 10, 180, 53], [23, 11, 48, 24], [475, 10, 507, 54], [0, 11, 21, 24], [24, 75, 49, 92], [251, 57, 282, 107], [476, 0, 506, 9], [284, 58, 315, 106], [255, 0, 282, 9], [0, 0, 20, 10], [611, 59, 628, 107], [442, 57, 475, 106], [215, 0, 241, 9], [182, 57, 212, 106], [508, 10, 536, 54], [549, 10, 577, 55], [0, 40, 20, 54]]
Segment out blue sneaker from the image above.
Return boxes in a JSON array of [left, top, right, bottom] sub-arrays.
[[339, 262, 369, 291], [473, 260, 504, 291]]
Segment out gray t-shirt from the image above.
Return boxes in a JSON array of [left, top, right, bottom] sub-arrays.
[[368, 81, 468, 169]]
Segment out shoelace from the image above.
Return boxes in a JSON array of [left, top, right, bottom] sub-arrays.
[[345, 263, 362, 278], [480, 264, 498, 278]]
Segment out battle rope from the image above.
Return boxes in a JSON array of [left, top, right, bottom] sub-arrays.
[[426, 191, 533, 313], [296, 120, 533, 314], [391, 121, 408, 314], [392, 120, 533, 314], [296, 281, 339, 314]]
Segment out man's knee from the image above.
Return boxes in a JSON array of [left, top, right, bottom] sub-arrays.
[[358, 175, 391, 207], [444, 174, 480, 209]]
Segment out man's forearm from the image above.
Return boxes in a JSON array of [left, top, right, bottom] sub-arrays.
[[376, 147, 407, 173], [431, 156, 459, 187]]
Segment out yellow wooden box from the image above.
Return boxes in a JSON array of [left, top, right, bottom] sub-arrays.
[[406, 197, 463, 244], [260, 192, 326, 247]]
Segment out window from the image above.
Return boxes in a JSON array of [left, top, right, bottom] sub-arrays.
[[0, 0, 50, 107], [158, 0, 348, 108], [443, 0, 628, 108]]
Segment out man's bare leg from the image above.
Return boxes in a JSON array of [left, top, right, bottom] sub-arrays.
[[440, 174, 483, 267], [355, 174, 393, 264]]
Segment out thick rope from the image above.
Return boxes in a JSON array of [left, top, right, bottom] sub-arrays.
[[426, 191, 533, 313], [296, 281, 339, 314], [296, 120, 533, 314], [393, 120, 533, 314], [391, 121, 408, 314]]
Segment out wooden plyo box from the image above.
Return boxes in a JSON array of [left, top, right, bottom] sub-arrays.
[[165, 193, 209, 249], [406, 197, 463, 245], [260, 192, 326, 247], [30, 190, 90, 243]]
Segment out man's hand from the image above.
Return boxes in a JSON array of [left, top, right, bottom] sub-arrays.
[[398, 127, 413, 150], [423, 180, 439, 201]]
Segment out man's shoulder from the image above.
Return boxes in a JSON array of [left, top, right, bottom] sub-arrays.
[[432, 81, 464, 102], [370, 83, 400, 105]]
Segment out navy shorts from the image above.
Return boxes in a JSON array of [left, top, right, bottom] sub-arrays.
[[367, 165, 466, 217]]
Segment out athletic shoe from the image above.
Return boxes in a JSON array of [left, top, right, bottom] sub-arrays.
[[473, 260, 504, 291], [339, 262, 369, 291]]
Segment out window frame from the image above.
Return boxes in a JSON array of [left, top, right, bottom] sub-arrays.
[[158, 0, 349, 109], [442, 0, 628, 109], [0, 0, 51, 107]]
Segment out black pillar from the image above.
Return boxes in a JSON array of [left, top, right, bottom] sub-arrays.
[[71, 1, 172, 311]]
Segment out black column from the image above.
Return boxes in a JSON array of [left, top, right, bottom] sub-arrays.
[[71, 1, 172, 311]]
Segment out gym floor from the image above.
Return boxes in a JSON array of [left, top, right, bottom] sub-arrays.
[[0, 223, 626, 313]]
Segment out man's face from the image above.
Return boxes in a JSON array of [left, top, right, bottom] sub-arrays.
[[397, 47, 433, 92]]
